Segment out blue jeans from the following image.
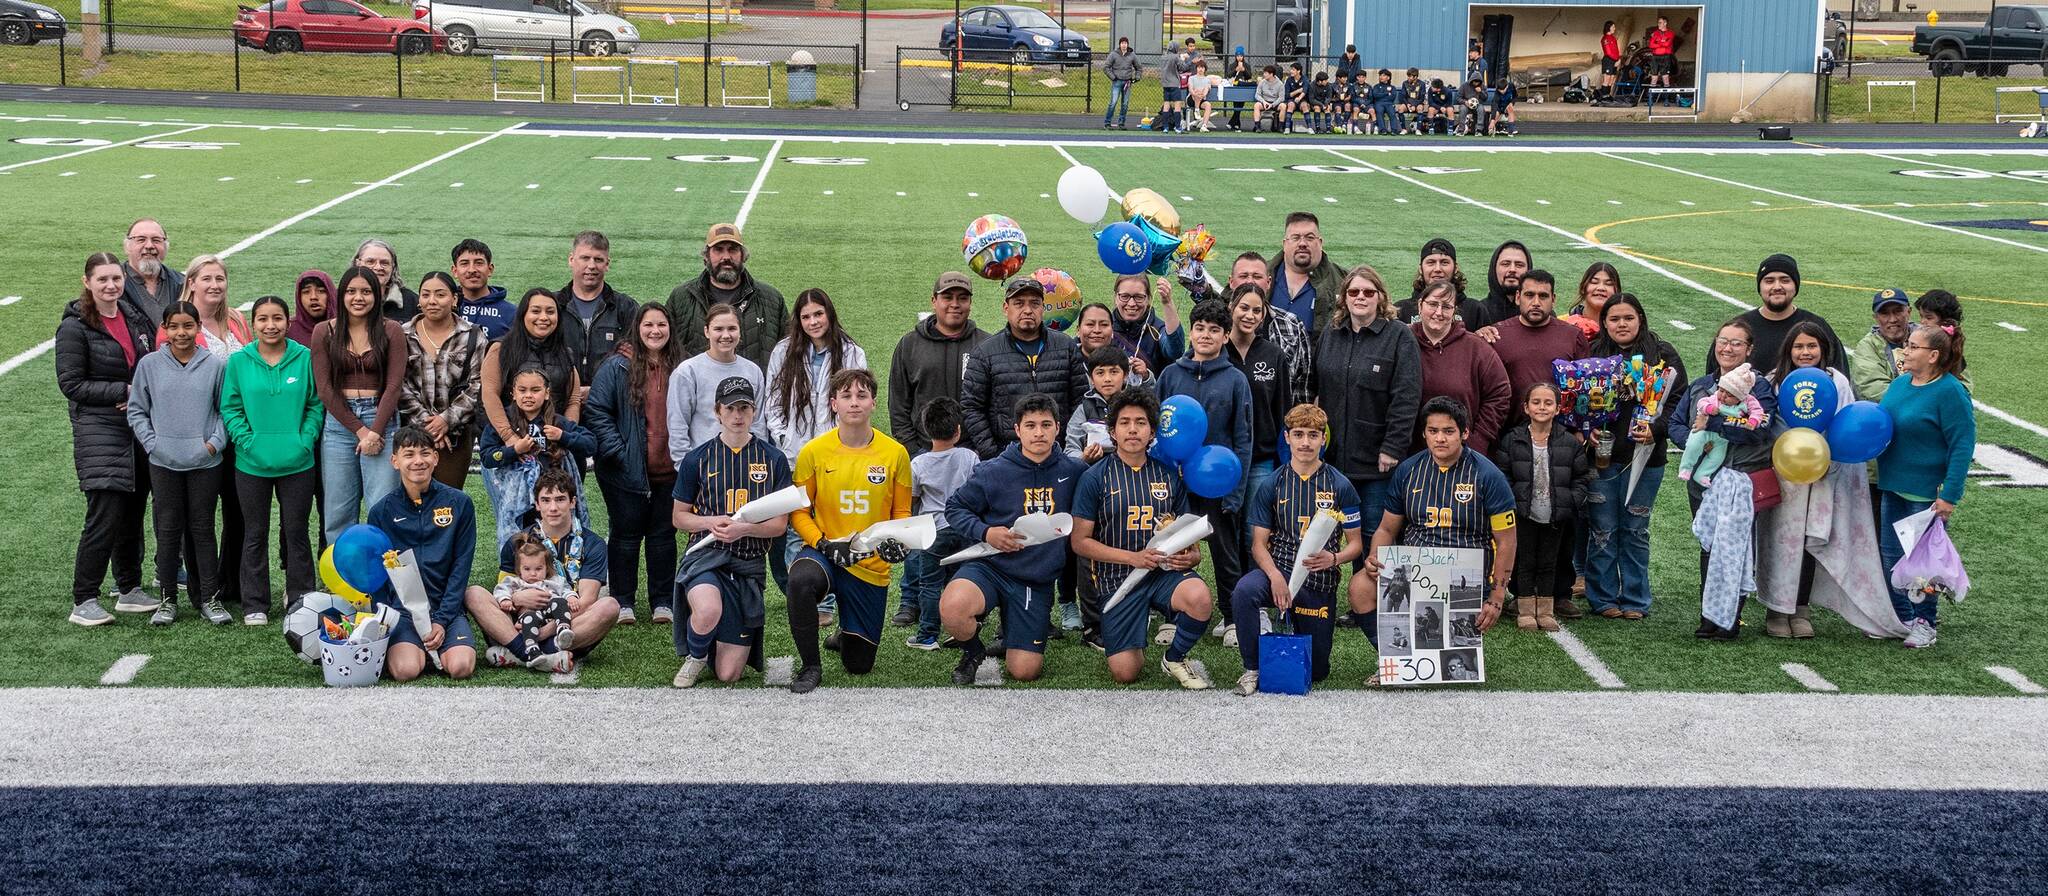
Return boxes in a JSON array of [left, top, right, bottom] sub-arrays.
[[1105, 81, 1131, 126], [905, 529, 968, 639], [1240, 458, 1276, 547], [1878, 491, 1938, 626], [1585, 462, 1664, 614], [319, 396, 398, 545], [1346, 475, 1391, 642]]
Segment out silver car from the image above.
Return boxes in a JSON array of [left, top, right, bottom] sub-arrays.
[[414, 0, 639, 56]]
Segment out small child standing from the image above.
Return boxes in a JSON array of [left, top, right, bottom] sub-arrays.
[[492, 533, 576, 669], [903, 398, 980, 650], [1066, 347, 1130, 463], [480, 366, 597, 547], [1678, 363, 1765, 487], [1492, 382, 1593, 631]]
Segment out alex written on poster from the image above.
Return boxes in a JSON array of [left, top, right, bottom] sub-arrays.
[[1374, 545, 1486, 685]]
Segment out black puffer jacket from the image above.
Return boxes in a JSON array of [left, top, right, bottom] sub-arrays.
[[959, 326, 1088, 459], [56, 299, 154, 492], [1491, 424, 1594, 523]]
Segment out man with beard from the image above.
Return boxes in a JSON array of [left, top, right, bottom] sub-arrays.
[[1489, 270, 1589, 405], [1738, 254, 1845, 373], [121, 219, 183, 324], [1395, 238, 1484, 331], [667, 223, 787, 368], [888, 272, 985, 456], [1267, 212, 1345, 330], [1231, 252, 1313, 407], [959, 277, 1088, 459], [1471, 240, 1532, 339], [1850, 287, 1914, 402]]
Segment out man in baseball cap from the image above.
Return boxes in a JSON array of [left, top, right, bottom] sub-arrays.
[[666, 222, 787, 367], [1736, 252, 1845, 373], [1850, 288, 1915, 401], [887, 272, 986, 458], [959, 274, 1088, 460]]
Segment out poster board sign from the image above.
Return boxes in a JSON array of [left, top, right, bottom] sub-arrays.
[[1374, 545, 1486, 685]]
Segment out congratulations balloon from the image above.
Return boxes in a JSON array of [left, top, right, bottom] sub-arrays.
[[1120, 187, 1181, 236], [1184, 444, 1245, 499], [1096, 221, 1149, 275], [1778, 368, 1839, 431], [1772, 427, 1832, 486], [963, 214, 1028, 281], [1032, 268, 1083, 332], [1826, 400, 1895, 464], [1056, 165, 1110, 223], [1156, 394, 1208, 462]]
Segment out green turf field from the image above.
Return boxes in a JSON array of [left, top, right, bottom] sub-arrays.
[[3, 99, 2045, 696]]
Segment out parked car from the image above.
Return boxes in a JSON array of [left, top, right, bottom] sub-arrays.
[[0, 0, 66, 46], [1201, 0, 1309, 59], [1913, 4, 2048, 76], [939, 5, 1090, 66], [236, 0, 444, 54], [413, 0, 639, 57]]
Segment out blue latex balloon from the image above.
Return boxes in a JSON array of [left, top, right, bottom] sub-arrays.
[[1096, 222, 1149, 275], [1128, 214, 1184, 277], [1156, 395, 1208, 463], [333, 524, 393, 593], [1777, 368, 1839, 431], [1826, 400, 1894, 464], [1184, 444, 1244, 499]]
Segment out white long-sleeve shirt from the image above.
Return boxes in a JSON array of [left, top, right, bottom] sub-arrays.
[[666, 352, 768, 471], [763, 336, 868, 460]]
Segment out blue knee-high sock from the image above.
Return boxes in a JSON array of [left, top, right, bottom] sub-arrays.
[[1229, 578, 1266, 671], [685, 623, 715, 661], [1167, 610, 1206, 662]]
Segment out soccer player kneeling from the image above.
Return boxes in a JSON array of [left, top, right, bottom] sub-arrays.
[[670, 377, 792, 688], [1071, 389, 1215, 689], [785, 369, 914, 694], [1230, 405, 1363, 696], [938, 394, 1086, 685]]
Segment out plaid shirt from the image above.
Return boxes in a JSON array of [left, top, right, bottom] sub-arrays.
[[401, 316, 486, 437], [1260, 305, 1315, 408]]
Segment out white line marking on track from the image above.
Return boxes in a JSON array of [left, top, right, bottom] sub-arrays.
[[1253, 196, 1266, 202], [1535, 199, 1551, 204], [1669, 319, 1695, 331], [57, 171, 75, 177], [673, 186, 686, 192], [550, 669, 579, 685], [0, 123, 210, 173], [450, 182, 463, 188], [0, 340, 55, 377], [763, 656, 794, 687], [591, 155, 651, 161], [137, 173, 154, 179], [100, 654, 149, 685], [1999, 321, 2028, 332], [295, 178, 311, 184], [600, 185, 613, 191], [1782, 662, 1839, 693], [733, 138, 783, 230], [1, 296, 22, 306], [218, 176, 234, 182], [1679, 200, 1696, 206], [1323, 196, 1337, 203], [1547, 629, 1626, 689], [525, 183, 539, 189], [1986, 666, 2046, 694], [1970, 202, 1989, 207], [1607, 199, 1622, 205], [1394, 197, 1408, 203], [1216, 167, 1275, 172], [1750, 200, 1770, 206]]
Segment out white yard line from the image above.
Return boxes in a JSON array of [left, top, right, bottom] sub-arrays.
[[731, 139, 783, 231], [98, 655, 150, 686], [1547, 629, 1627, 689], [550, 669, 579, 685], [0, 115, 482, 136], [973, 656, 1005, 686], [1999, 321, 2029, 333], [0, 340, 55, 378], [0, 124, 211, 173], [1781, 662, 1839, 693], [762, 656, 794, 687], [1857, 151, 2048, 185], [1986, 665, 2046, 695]]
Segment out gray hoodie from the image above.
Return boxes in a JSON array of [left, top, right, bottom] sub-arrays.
[[1104, 47, 1143, 83], [126, 345, 227, 471]]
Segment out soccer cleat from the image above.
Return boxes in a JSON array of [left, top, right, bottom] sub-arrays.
[[1222, 626, 1239, 649], [484, 646, 520, 668], [1904, 620, 1937, 649], [949, 638, 986, 686], [243, 612, 269, 627], [891, 605, 918, 627], [651, 606, 675, 625], [1161, 658, 1212, 690], [68, 601, 114, 627], [1235, 670, 1259, 696], [789, 664, 823, 694], [555, 624, 576, 653], [672, 656, 708, 688], [824, 630, 842, 653], [199, 599, 233, 625], [1154, 622, 1175, 645], [150, 600, 176, 627], [1059, 602, 1082, 632], [616, 606, 637, 626], [113, 588, 160, 613], [904, 632, 941, 651], [526, 651, 574, 674]]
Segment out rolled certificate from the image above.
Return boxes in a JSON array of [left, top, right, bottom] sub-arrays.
[[852, 514, 938, 554], [1286, 510, 1341, 596], [384, 549, 442, 670], [940, 512, 1074, 565], [1103, 514, 1213, 613], [683, 485, 811, 555]]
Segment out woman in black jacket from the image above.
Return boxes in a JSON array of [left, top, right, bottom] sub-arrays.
[[1314, 264, 1421, 535], [1492, 381, 1593, 631], [58, 253, 157, 626], [584, 304, 685, 624], [1586, 292, 1689, 620]]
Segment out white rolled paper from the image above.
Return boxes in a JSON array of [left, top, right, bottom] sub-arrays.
[[385, 549, 442, 670], [1286, 511, 1341, 596], [852, 513, 939, 554], [1103, 514, 1213, 613], [683, 485, 811, 555], [939, 512, 1075, 565]]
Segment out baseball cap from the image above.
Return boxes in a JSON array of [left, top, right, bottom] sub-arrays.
[[1003, 276, 1046, 300], [714, 376, 757, 408], [1872, 287, 1910, 311], [933, 271, 974, 295], [704, 223, 745, 249]]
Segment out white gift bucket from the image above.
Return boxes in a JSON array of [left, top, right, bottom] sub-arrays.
[[319, 633, 389, 688]]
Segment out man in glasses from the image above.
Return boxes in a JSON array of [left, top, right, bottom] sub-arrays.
[[1266, 212, 1344, 331], [121, 218, 182, 324], [960, 277, 1089, 459]]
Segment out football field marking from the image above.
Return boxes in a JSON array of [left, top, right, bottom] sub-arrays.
[[1546, 629, 1626, 689], [0, 123, 210, 173], [1859, 151, 2048, 185], [1781, 662, 1839, 693], [99, 655, 149, 686], [1668, 320, 1695, 331], [763, 656, 794, 687], [2000, 321, 2029, 332], [732, 139, 784, 231], [550, 669, 579, 685], [1986, 666, 2046, 694]]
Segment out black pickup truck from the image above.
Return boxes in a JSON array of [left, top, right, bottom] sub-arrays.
[[1200, 0, 1309, 59], [1913, 5, 2048, 76]]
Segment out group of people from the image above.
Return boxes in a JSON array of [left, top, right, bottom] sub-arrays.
[[60, 210, 1978, 692], [1103, 40, 1518, 137]]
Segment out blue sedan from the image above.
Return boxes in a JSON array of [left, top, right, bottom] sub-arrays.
[[939, 5, 1091, 65]]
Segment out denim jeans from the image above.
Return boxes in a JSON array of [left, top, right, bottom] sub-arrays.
[[1878, 490, 1938, 626], [905, 528, 968, 639], [319, 396, 398, 545], [1241, 459, 1276, 547], [1104, 81, 1131, 126], [1585, 462, 1664, 614], [1345, 475, 1391, 642]]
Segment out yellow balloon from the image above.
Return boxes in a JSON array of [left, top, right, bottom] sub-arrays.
[[1772, 428, 1831, 486], [319, 545, 372, 609], [1120, 187, 1181, 237]]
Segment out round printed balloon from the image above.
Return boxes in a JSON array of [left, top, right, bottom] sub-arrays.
[[1096, 221, 1149, 275], [1777, 367, 1839, 431], [1155, 395, 1208, 463], [1033, 268, 1083, 332], [962, 214, 1028, 281], [1184, 444, 1244, 499]]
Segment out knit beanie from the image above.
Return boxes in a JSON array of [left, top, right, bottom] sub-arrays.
[[1717, 363, 1756, 401], [1756, 254, 1800, 295], [1420, 237, 1457, 262]]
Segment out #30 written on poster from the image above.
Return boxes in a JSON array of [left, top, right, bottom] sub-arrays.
[[1374, 545, 1486, 685]]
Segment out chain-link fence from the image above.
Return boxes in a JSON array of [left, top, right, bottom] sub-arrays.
[[1821, 58, 2048, 124]]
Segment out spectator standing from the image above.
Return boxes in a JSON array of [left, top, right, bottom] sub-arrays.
[[1396, 238, 1482, 329], [556, 230, 637, 392], [399, 271, 487, 488], [1492, 382, 1591, 632], [667, 304, 769, 469], [1335, 45, 1362, 82], [1269, 212, 1344, 330], [1583, 293, 1686, 621], [179, 256, 249, 615], [120, 219, 182, 324], [1102, 36, 1142, 129], [1229, 253, 1312, 407], [903, 398, 979, 644], [959, 276, 1088, 459], [481, 289, 584, 475], [126, 301, 227, 627], [1563, 262, 1619, 341], [1224, 283, 1290, 492], [1314, 264, 1422, 560], [1669, 319, 1777, 640], [1108, 274, 1184, 383], [352, 238, 417, 322], [1647, 16, 1677, 93], [668, 223, 787, 368], [1875, 326, 1976, 649], [888, 272, 986, 455], [1849, 288, 1914, 401], [311, 265, 407, 546], [287, 270, 333, 348], [1598, 20, 1621, 103], [222, 296, 322, 622], [1158, 300, 1254, 626], [1157, 39, 1192, 133], [1470, 240, 1531, 334], [59, 253, 156, 626], [1914, 290, 1972, 389], [450, 238, 514, 340], [765, 289, 868, 596], [1488, 270, 1589, 410], [1410, 280, 1511, 457], [1072, 303, 1139, 389], [1740, 254, 1846, 373], [585, 304, 685, 627]]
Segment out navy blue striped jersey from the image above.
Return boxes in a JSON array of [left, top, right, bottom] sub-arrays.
[[1247, 462, 1362, 596], [1072, 455, 1188, 595], [672, 434, 793, 568], [1386, 448, 1516, 552]]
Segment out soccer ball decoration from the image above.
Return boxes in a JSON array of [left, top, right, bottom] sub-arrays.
[[282, 591, 354, 665], [1033, 268, 1083, 331], [962, 214, 1028, 281]]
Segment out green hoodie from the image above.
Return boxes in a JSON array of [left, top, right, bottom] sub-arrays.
[[221, 339, 321, 477]]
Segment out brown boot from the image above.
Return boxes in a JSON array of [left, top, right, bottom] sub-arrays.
[[1765, 609, 1793, 638], [1790, 605, 1815, 639], [1535, 597, 1561, 632], [1554, 594, 1586, 620], [1517, 596, 1539, 631]]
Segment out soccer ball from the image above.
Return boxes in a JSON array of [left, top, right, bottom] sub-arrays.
[[283, 591, 354, 665]]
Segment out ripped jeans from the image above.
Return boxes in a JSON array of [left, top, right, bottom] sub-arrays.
[[1585, 462, 1665, 614]]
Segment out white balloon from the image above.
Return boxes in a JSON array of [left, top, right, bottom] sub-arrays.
[[1056, 165, 1110, 224]]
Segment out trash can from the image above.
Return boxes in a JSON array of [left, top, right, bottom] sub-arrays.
[[787, 49, 817, 105]]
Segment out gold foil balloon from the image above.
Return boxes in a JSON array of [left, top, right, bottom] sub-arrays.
[[1120, 187, 1181, 236], [1771, 428, 1831, 486]]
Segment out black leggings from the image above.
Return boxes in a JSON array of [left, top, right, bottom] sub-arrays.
[[237, 467, 317, 612], [787, 556, 875, 674], [73, 451, 149, 605], [598, 478, 678, 614], [150, 463, 223, 609], [1514, 518, 1575, 598], [186, 448, 243, 608]]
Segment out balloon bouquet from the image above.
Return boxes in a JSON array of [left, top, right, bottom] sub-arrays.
[[1153, 394, 1244, 499], [1770, 369, 1895, 484], [1057, 165, 1217, 290]]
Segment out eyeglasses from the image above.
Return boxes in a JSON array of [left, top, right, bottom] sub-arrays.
[[1420, 300, 1458, 312], [1114, 292, 1148, 301], [1285, 234, 1322, 244], [126, 235, 166, 245], [1346, 288, 1381, 298], [1714, 337, 1751, 348]]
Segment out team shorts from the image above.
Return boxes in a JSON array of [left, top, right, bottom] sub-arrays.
[[952, 561, 1053, 654], [1100, 569, 1198, 655], [1162, 86, 1188, 103], [682, 570, 758, 648], [1600, 57, 1618, 75], [793, 547, 889, 645], [1647, 55, 1674, 76], [389, 613, 475, 656]]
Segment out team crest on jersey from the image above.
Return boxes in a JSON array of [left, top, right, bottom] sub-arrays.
[[1314, 490, 1335, 511], [1454, 482, 1475, 504], [866, 465, 887, 484], [433, 506, 454, 527], [748, 462, 768, 484], [1150, 480, 1170, 500]]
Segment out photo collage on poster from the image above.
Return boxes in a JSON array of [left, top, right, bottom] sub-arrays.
[[1374, 545, 1486, 685]]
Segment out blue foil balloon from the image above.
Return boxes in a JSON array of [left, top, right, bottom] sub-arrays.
[[1826, 400, 1894, 464], [333, 523, 393, 593], [1184, 444, 1244, 499], [1128, 214, 1184, 276], [1778, 368, 1839, 431], [1096, 222, 1149, 275], [1156, 395, 1208, 462]]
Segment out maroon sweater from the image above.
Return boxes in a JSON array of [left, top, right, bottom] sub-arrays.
[[1413, 321, 1513, 456], [1491, 317, 1589, 406]]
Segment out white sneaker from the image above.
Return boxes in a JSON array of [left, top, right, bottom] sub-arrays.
[[113, 588, 160, 613], [68, 601, 114, 627], [1235, 670, 1259, 696], [1154, 621, 1176, 645], [1259, 610, 1274, 635], [616, 606, 637, 626], [484, 646, 519, 668], [1161, 657, 1212, 690], [1903, 620, 1937, 649], [651, 606, 675, 624], [1211, 618, 1229, 638], [242, 612, 269, 626], [1222, 626, 1240, 649], [672, 655, 708, 688], [526, 651, 574, 673]]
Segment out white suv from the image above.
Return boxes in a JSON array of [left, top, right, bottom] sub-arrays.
[[415, 0, 639, 56]]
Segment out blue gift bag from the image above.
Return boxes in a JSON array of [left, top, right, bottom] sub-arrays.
[[1257, 632, 1311, 695]]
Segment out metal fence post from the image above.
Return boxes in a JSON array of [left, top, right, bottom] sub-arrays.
[[1934, 73, 1942, 124], [702, 39, 711, 106], [234, 28, 242, 92], [548, 40, 557, 101], [853, 44, 861, 108], [396, 43, 405, 99], [57, 36, 65, 86]]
